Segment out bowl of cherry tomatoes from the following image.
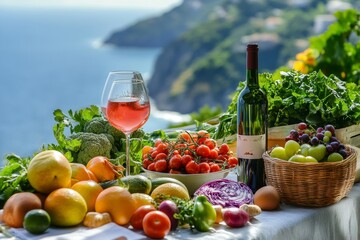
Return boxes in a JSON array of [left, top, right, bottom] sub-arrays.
[[141, 130, 238, 195]]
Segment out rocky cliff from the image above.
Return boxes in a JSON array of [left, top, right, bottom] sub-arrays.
[[104, 0, 357, 114]]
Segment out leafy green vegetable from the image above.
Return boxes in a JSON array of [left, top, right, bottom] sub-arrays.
[[227, 71, 360, 132], [0, 154, 34, 208], [309, 9, 360, 84]]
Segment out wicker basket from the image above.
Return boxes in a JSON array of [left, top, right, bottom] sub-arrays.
[[263, 147, 357, 207]]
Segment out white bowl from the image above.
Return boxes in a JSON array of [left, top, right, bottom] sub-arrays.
[[142, 168, 234, 195]]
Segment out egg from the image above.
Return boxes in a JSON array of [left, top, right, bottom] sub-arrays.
[[253, 185, 280, 211]]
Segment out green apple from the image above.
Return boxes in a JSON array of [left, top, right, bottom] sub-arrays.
[[327, 152, 343, 162], [308, 144, 327, 161], [305, 156, 318, 163], [270, 146, 288, 160], [289, 154, 306, 163], [289, 154, 318, 163]]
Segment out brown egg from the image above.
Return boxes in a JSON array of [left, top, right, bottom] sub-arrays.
[[253, 185, 280, 211]]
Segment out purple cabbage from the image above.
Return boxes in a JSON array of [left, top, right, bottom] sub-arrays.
[[193, 178, 253, 208]]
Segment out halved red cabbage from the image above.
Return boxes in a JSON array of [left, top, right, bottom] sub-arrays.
[[193, 178, 253, 208]]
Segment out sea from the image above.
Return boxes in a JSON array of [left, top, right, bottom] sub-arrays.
[[0, 6, 189, 163]]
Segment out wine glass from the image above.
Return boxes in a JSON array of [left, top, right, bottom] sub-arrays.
[[100, 71, 143, 117], [106, 73, 150, 176]]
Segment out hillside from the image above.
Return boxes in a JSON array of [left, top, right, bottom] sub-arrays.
[[104, 0, 358, 114]]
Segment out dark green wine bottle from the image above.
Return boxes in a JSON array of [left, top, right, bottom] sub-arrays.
[[237, 43, 268, 193]]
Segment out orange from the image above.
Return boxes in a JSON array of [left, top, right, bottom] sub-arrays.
[[2, 192, 42, 228], [71, 180, 103, 212], [132, 193, 156, 209], [44, 188, 87, 227], [27, 150, 72, 193], [95, 186, 136, 225]]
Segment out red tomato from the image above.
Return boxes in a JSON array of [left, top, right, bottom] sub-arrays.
[[199, 162, 210, 173], [227, 157, 238, 168], [209, 149, 219, 159], [204, 139, 217, 149], [169, 155, 182, 170], [154, 153, 167, 161], [150, 150, 159, 159], [178, 132, 192, 143], [196, 145, 211, 158], [155, 159, 167, 172], [210, 164, 221, 172], [143, 211, 171, 239], [181, 155, 193, 167], [185, 160, 200, 174], [130, 205, 156, 230], [197, 130, 210, 138], [154, 139, 162, 147], [142, 158, 152, 169], [148, 162, 155, 171], [156, 143, 169, 154], [219, 143, 230, 155]]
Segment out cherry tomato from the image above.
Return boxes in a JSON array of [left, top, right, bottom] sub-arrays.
[[142, 158, 152, 169], [196, 145, 211, 158], [181, 155, 193, 167], [185, 160, 200, 174], [155, 159, 167, 172], [156, 143, 169, 154], [219, 143, 230, 155], [130, 205, 156, 230], [199, 162, 210, 173], [210, 164, 221, 172], [197, 130, 210, 138], [169, 155, 182, 170], [154, 153, 167, 161], [178, 132, 192, 143], [204, 139, 217, 150], [154, 139, 163, 147], [148, 162, 156, 171], [209, 149, 219, 159], [227, 157, 238, 168], [150, 150, 159, 159], [143, 211, 171, 239]]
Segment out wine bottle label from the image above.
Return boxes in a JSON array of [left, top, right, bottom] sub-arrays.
[[237, 134, 266, 159]]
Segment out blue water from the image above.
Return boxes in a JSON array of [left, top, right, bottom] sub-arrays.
[[0, 7, 188, 161]]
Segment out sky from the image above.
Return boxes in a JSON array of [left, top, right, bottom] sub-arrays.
[[0, 0, 182, 10]]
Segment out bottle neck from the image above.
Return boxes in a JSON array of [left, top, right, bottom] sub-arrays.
[[246, 44, 259, 87]]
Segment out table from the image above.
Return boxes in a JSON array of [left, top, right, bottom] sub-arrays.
[[3, 182, 359, 240], [165, 184, 360, 240]]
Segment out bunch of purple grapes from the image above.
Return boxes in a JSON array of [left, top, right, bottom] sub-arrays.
[[285, 122, 348, 158]]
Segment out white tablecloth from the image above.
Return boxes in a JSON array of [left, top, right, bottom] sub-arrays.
[[3, 183, 360, 240]]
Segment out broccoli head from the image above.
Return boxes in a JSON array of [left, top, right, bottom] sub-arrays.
[[68, 132, 112, 165]]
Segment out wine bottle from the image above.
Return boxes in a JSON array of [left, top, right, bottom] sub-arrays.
[[237, 43, 268, 193]]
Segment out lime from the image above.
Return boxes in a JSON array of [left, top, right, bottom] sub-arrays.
[[23, 209, 51, 234]]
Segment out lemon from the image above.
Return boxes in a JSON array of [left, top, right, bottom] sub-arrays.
[[150, 183, 190, 201], [27, 150, 72, 194], [44, 188, 87, 227], [23, 209, 51, 234], [132, 193, 156, 209]]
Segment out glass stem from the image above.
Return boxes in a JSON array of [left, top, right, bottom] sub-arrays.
[[125, 133, 131, 176]]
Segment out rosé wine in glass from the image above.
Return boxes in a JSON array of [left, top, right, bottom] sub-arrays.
[[106, 75, 150, 176], [107, 97, 150, 134], [100, 71, 143, 118]]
